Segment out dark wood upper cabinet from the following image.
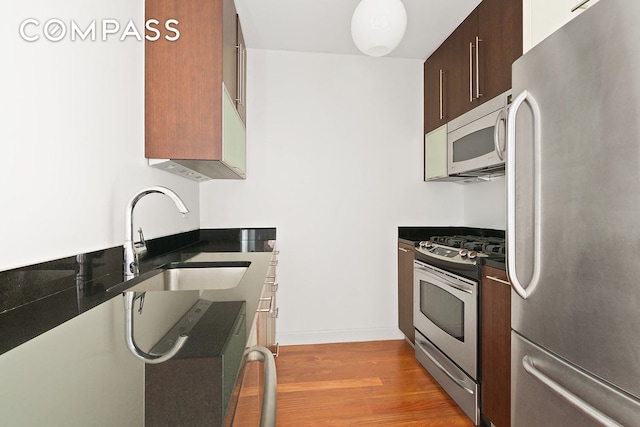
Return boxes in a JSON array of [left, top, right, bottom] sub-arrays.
[[145, 0, 246, 179], [424, 0, 522, 134], [477, 0, 523, 104]]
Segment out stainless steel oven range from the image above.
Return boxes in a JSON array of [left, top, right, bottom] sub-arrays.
[[413, 234, 505, 426]]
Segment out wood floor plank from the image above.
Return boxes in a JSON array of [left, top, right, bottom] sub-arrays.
[[273, 340, 474, 426]]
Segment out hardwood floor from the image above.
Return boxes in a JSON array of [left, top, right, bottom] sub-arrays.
[[274, 340, 474, 426]]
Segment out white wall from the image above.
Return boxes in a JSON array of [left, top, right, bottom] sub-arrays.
[[199, 49, 465, 345], [1, 0, 199, 424], [0, 0, 200, 272], [463, 177, 507, 230]]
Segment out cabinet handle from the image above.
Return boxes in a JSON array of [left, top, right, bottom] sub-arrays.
[[475, 36, 483, 99], [485, 275, 510, 286], [469, 42, 474, 102], [439, 69, 444, 119], [398, 247, 410, 253], [571, 0, 591, 12], [257, 296, 273, 312], [235, 42, 245, 106]]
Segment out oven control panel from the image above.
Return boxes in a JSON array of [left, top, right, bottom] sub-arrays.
[[416, 241, 487, 265]]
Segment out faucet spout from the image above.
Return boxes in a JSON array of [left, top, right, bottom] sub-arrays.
[[124, 186, 189, 279]]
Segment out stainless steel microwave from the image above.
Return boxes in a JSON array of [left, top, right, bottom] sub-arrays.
[[447, 91, 511, 178]]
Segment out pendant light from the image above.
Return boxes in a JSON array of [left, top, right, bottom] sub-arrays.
[[351, 0, 407, 57]]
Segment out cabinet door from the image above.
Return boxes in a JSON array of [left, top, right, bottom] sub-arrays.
[[523, 0, 600, 53], [222, 0, 238, 99], [236, 15, 247, 125], [424, 124, 447, 181], [444, 9, 479, 121], [481, 266, 511, 427], [424, 46, 447, 134], [477, 0, 522, 102], [397, 241, 414, 343]]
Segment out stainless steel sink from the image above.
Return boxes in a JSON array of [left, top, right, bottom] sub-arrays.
[[111, 261, 251, 293]]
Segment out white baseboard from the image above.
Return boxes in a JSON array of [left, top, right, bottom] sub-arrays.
[[276, 327, 404, 346]]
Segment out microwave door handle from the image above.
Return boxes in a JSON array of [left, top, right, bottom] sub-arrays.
[[494, 107, 507, 160], [506, 90, 542, 300]]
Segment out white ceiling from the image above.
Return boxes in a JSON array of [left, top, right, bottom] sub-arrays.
[[235, 0, 482, 60]]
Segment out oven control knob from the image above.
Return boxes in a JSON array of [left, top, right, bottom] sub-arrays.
[[419, 241, 432, 248], [459, 249, 469, 257], [468, 251, 478, 259]]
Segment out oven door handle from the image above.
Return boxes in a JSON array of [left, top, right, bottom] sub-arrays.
[[415, 265, 473, 294], [416, 339, 475, 395]]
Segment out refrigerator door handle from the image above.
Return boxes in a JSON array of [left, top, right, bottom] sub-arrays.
[[522, 355, 623, 427], [506, 90, 542, 300]]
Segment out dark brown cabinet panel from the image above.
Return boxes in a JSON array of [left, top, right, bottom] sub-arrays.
[[145, 0, 245, 161], [444, 10, 480, 124], [481, 266, 511, 427], [145, 301, 246, 425], [423, 0, 522, 134], [477, 0, 523, 104], [424, 47, 445, 134], [397, 241, 414, 343]]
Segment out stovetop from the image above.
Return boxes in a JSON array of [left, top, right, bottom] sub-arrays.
[[414, 235, 506, 278]]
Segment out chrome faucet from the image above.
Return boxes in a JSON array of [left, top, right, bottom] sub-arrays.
[[124, 186, 189, 279]]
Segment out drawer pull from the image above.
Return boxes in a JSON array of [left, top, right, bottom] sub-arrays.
[[486, 275, 510, 286], [257, 296, 273, 312]]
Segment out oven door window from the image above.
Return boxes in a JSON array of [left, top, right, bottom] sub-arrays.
[[419, 279, 465, 342]]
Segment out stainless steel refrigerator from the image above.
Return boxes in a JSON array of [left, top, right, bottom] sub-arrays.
[[507, 0, 640, 425]]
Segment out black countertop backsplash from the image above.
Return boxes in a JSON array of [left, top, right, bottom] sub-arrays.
[[0, 228, 276, 356]]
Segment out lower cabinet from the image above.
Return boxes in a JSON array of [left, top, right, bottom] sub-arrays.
[[252, 248, 279, 356], [397, 240, 415, 343], [145, 301, 246, 426], [480, 266, 511, 427]]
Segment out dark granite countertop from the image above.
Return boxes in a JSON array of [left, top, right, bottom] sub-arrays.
[[0, 228, 276, 356]]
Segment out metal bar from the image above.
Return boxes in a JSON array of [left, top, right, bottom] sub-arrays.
[[439, 69, 444, 119], [416, 265, 473, 294], [486, 275, 510, 286], [493, 107, 507, 160], [571, 0, 591, 12], [123, 292, 188, 364], [506, 90, 542, 300], [257, 296, 273, 312], [469, 42, 474, 102], [245, 346, 278, 427], [475, 36, 483, 99], [522, 356, 622, 427], [416, 339, 475, 395]]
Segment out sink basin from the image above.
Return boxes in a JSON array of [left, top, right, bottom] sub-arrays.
[[113, 261, 251, 292]]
